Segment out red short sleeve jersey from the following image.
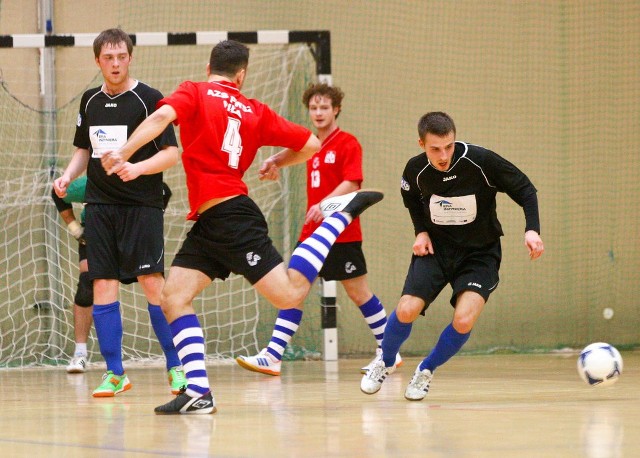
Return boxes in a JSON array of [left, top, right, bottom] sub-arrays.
[[299, 128, 364, 242], [159, 80, 312, 220]]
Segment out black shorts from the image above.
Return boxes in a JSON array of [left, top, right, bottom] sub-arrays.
[[296, 241, 367, 281], [84, 204, 165, 284], [401, 239, 501, 313], [172, 195, 283, 285]]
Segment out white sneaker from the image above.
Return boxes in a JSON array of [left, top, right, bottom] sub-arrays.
[[319, 190, 384, 219], [361, 347, 404, 374], [66, 354, 88, 373], [236, 348, 282, 376], [360, 357, 394, 394], [404, 366, 433, 401]]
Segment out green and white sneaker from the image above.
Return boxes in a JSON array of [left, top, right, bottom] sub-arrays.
[[168, 366, 187, 394], [92, 371, 132, 398]]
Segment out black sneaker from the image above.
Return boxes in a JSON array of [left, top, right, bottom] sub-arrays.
[[154, 390, 217, 415], [319, 190, 384, 219]]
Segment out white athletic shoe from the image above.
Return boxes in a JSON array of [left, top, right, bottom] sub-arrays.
[[360, 357, 396, 394], [361, 347, 404, 374], [320, 190, 384, 219], [236, 348, 282, 376], [66, 354, 88, 373], [404, 366, 433, 401]]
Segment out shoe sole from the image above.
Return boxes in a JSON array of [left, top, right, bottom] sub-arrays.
[[155, 406, 218, 415], [66, 368, 86, 374], [92, 381, 132, 398], [404, 394, 427, 401], [360, 385, 382, 395], [320, 189, 384, 219], [235, 357, 281, 376]]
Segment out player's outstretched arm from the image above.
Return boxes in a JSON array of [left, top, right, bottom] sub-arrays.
[[258, 134, 321, 181], [102, 104, 178, 175], [524, 230, 544, 260], [113, 145, 179, 182]]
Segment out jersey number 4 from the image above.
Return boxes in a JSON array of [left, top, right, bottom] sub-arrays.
[[222, 118, 243, 168]]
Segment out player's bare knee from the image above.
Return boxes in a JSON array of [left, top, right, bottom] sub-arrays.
[[396, 296, 423, 323], [273, 290, 306, 310], [452, 317, 474, 334]]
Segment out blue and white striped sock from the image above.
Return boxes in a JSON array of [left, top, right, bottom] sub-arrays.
[[170, 314, 210, 397], [266, 308, 303, 361], [288, 212, 350, 283], [358, 295, 387, 347]]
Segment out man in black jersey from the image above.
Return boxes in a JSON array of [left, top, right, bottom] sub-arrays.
[[53, 28, 186, 398], [361, 111, 544, 400]]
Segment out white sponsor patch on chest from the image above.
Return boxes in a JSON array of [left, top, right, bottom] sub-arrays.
[[90, 125, 128, 158], [429, 194, 477, 225]]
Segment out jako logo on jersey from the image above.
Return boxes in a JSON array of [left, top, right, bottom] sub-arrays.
[[344, 262, 356, 274], [443, 175, 457, 182], [401, 177, 410, 191], [139, 264, 151, 269], [324, 151, 336, 163], [246, 252, 261, 266], [312, 157, 320, 169], [76, 113, 82, 127], [105, 103, 117, 108], [468, 282, 482, 288]]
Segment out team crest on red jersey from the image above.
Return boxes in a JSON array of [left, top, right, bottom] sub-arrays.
[[324, 151, 336, 163]]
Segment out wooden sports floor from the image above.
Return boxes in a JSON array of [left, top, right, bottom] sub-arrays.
[[0, 352, 638, 457]]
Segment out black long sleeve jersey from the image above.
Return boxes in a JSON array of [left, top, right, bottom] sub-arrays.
[[74, 81, 177, 208], [400, 141, 540, 248]]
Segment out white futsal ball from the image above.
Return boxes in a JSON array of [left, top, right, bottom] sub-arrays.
[[577, 342, 623, 387]]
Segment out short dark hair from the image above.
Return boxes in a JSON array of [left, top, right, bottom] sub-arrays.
[[93, 28, 133, 58], [302, 83, 345, 117], [209, 40, 249, 78], [417, 112, 456, 140]]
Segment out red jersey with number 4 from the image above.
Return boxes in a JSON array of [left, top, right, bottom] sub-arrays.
[[299, 128, 364, 242], [159, 80, 311, 220]]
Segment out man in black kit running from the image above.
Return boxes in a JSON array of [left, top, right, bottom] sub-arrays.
[[361, 111, 544, 401]]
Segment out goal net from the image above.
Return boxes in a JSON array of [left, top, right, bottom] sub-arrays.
[[0, 36, 319, 367]]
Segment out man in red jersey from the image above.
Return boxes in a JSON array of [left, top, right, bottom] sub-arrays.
[[237, 83, 402, 376], [101, 40, 383, 414]]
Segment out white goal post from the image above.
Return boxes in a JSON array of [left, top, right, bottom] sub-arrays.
[[0, 29, 337, 368]]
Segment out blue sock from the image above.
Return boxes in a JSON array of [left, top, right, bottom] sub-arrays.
[[381, 310, 412, 367], [267, 308, 303, 361], [170, 314, 209, 397], [93, 301, 123, 375], [420, 323, 471, 372], [288, 213, 349, 283], [358, 295, 387, 347], [148, 303, 181, 370]]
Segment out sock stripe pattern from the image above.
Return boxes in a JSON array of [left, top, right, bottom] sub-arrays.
[[170, 314, 210, 397], [289, 213, 348, 283], [267, 308, 303, 360], [358, 295, 387, 346]]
